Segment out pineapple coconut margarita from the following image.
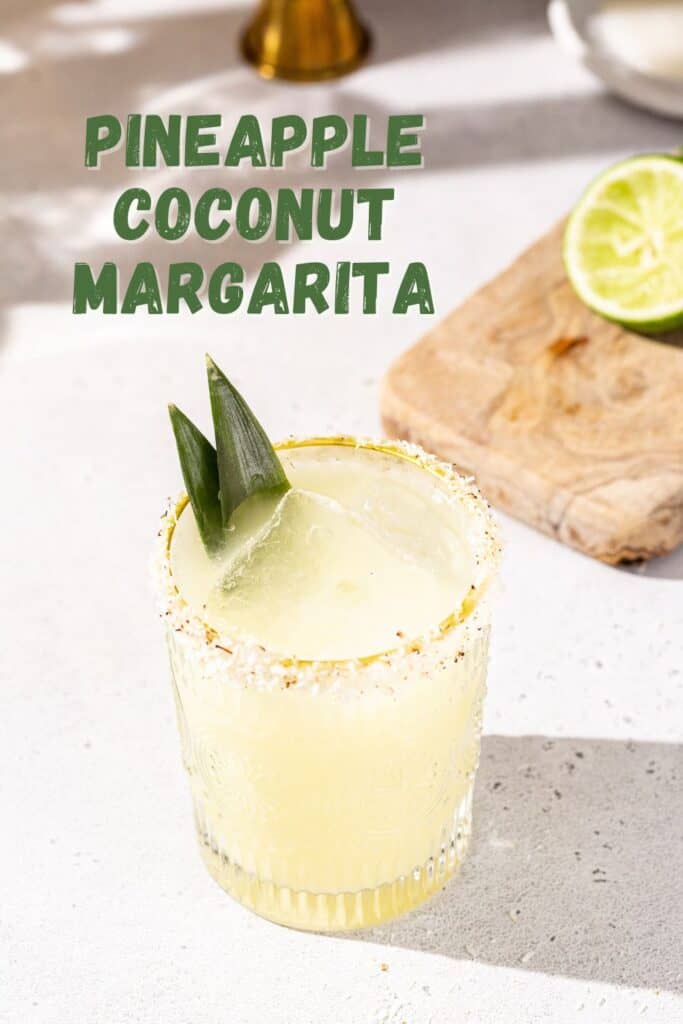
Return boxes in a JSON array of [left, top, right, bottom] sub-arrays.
[[155, 357, 500, 930]]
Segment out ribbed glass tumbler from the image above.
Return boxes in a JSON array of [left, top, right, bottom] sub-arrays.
[[155, 439, 500, 931]]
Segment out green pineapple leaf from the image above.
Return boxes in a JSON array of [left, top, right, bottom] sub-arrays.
[[168, 404, 223, 556], [206, 355, 290, 528]]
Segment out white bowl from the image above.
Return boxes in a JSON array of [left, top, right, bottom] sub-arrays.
[[548, 0, 683, 119]]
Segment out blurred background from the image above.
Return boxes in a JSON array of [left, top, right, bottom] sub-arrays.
[[2, 0, 681, 337]]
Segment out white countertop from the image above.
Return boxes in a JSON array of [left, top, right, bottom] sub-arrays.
[[2, 2, 682, 1022]]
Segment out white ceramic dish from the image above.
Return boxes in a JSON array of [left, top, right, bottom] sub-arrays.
[[548, 0, 683, 119]]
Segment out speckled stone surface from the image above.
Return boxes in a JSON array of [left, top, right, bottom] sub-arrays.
[[1, 1, 682, 1022]]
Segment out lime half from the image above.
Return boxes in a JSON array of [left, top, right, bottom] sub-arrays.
[[564, 154, 683, 333]]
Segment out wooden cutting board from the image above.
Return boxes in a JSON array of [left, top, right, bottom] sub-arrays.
[[381, 222, 683, 563]]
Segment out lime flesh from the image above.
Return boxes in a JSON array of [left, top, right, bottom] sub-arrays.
[[564, 155, 683, 333]]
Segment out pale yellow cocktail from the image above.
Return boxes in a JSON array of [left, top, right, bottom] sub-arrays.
[[156, 437, 499, 930]]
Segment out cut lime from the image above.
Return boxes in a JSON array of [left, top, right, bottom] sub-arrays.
[[564, 154, 683, 333]]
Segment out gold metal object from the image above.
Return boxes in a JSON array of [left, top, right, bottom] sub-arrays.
[[241, 0, 371, 82]]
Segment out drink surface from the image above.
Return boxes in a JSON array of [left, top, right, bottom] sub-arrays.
[[171, 442, 475, 660]]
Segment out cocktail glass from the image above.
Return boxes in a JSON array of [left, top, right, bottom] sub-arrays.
[[155, 437, 500, 931]]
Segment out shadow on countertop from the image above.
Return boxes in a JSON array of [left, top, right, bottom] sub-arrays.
[[618, 543, 683, 580], [355, 734, 683, 993]]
